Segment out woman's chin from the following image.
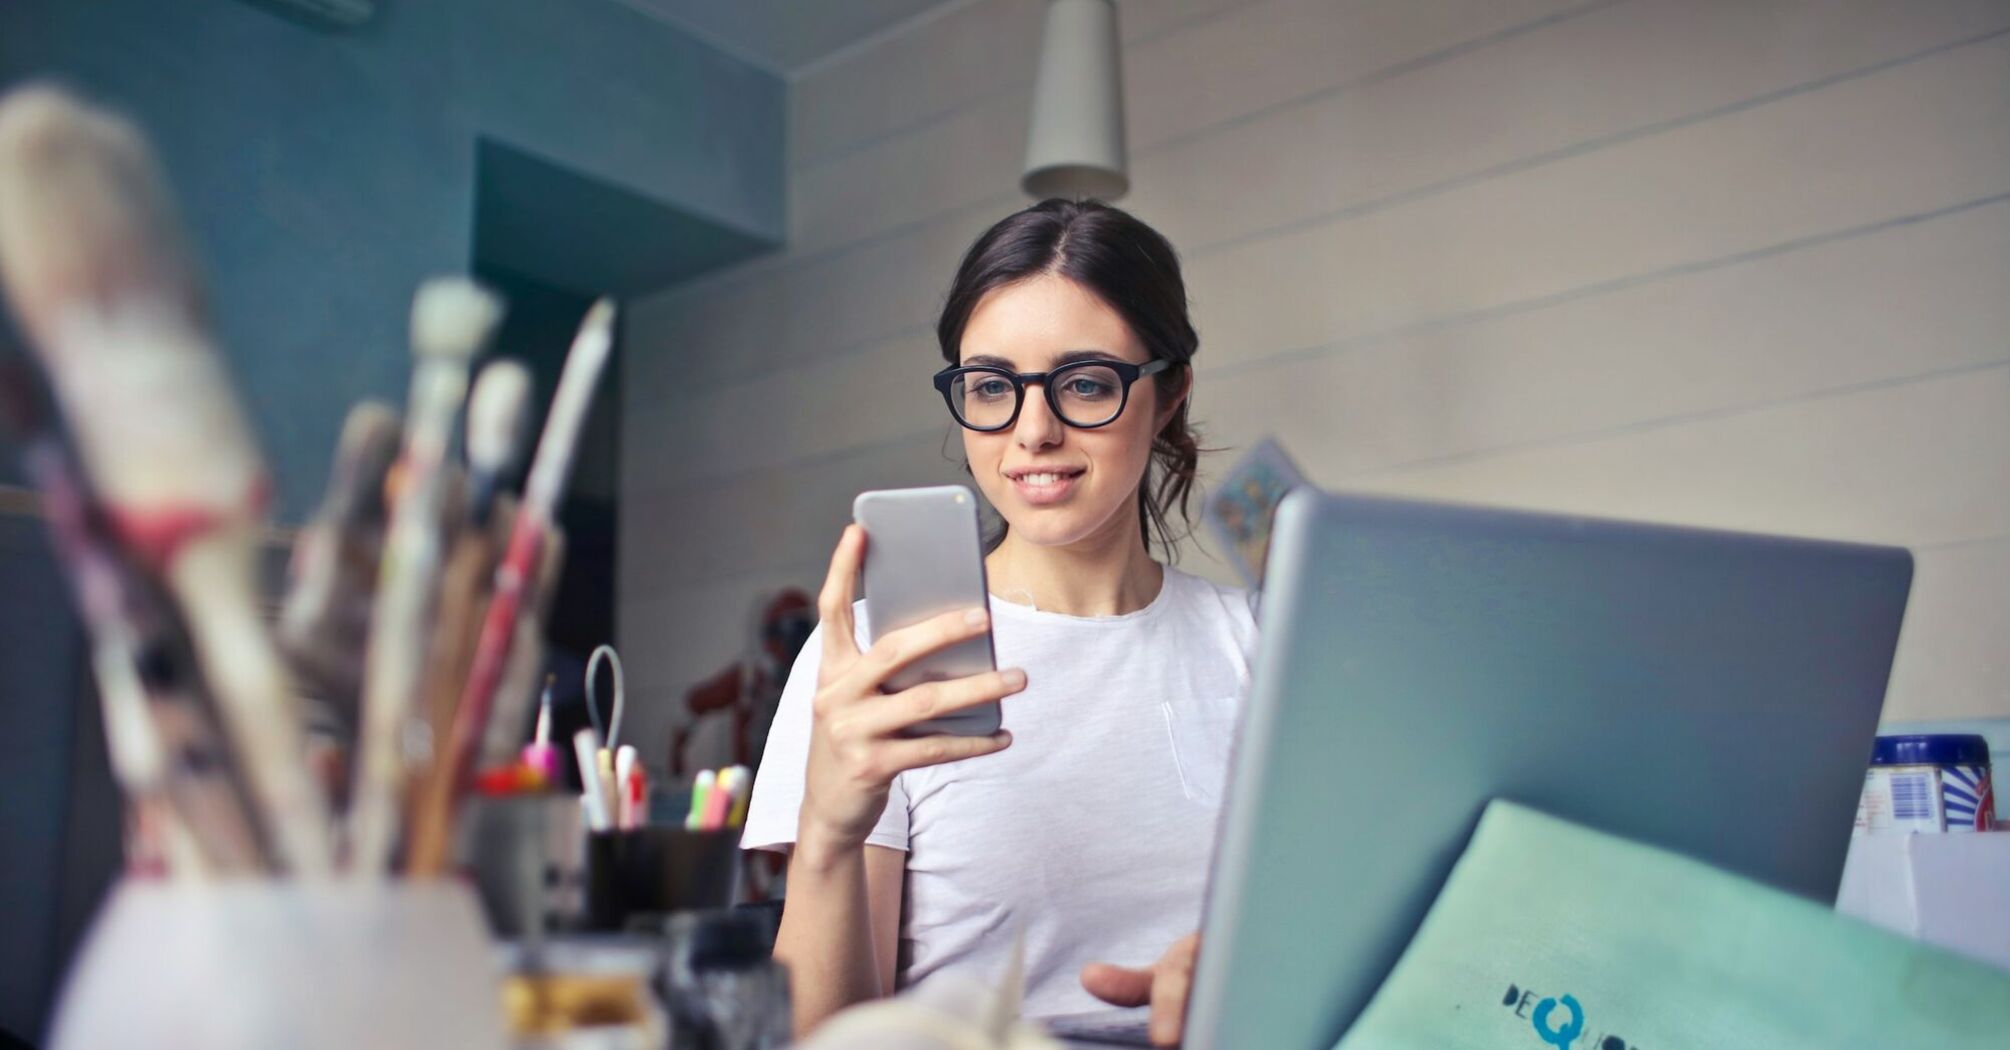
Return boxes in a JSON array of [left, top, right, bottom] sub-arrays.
[[998, 503, 1126, 551]]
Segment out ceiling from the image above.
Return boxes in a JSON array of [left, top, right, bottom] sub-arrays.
[[617, 0, 964, 75]]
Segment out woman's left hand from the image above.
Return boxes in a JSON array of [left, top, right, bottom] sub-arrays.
[[1079, 932, 1200, 1047]]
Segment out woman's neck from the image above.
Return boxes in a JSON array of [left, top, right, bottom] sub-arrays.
[[985, 512, 1165, 618]]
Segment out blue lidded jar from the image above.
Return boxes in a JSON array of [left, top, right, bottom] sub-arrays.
[[1855, 734, 1996, 834]]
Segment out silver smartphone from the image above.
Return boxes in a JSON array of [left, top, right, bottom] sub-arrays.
[[852, 485, 1001, 737]]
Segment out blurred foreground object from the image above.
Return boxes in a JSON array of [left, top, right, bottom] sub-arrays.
[[801, 932, 1061, 1050], [654, 909, 792, 1050], [48, 881, 503, 1050], [0, 83, 332, 873], [0, 357, 270, 875], [280, 401, 401, 747], [349, 277, 503, 876], [406, 299, 616, 875]]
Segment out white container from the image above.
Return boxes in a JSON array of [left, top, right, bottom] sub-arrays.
[[48, 879, 507, 1050], [1837, 832, 2010, 974]]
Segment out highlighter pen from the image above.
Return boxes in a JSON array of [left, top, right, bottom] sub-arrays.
[[573, 728, 611, 831], [520, 675, 559, 784], [699, 768, 735, 831], [623, 762, 647, 830], [723, 766, 752, 829], [613, 746, 637, 829], [596, 747, 617, 824], [685, 769, 715, 831]]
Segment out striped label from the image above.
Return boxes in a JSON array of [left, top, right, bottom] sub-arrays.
[[1939, 765, 1994, 832]]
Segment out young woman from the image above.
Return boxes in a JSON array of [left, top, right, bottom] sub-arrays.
[[743, 198, 1257, 1046]]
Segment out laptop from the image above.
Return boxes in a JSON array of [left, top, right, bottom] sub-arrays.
[[1054, 490, 1913, 1048]]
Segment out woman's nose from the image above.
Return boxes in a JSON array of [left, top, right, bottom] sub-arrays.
[[1013, 382, 1065, 450]]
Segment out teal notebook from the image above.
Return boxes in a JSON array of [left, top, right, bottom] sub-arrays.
[[1336, 801, 2010, 1049]]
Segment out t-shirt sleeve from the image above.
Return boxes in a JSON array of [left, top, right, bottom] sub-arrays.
[[740, 618, 913, 854]]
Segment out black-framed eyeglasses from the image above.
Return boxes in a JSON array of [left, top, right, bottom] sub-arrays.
[[932, 358, 1173, 431]]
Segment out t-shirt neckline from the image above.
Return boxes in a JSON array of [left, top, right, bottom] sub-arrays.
[[987, 566, 1184, 626]]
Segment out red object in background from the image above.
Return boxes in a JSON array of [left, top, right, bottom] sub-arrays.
[[669, 589, 814, 776], [473, 764, 547, 796], [669, 588, 814, 900], [676, 663, 751, 772]]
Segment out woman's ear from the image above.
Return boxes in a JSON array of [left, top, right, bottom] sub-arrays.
[[1154, 365, 1193, 432]]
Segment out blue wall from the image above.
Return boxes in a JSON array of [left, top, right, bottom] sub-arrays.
[[0, 0, 784, 519], [0, 1, 783, 1039]]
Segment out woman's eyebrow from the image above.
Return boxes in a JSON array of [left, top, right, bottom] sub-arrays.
[[961, 349, 1129, 370], [1052, 348, 1127, 366]]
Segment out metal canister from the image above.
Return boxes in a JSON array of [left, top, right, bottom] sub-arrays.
[[1855, 734, 1996, 834]]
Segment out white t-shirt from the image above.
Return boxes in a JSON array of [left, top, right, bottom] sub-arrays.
[[742, 566, 1259, 1018]]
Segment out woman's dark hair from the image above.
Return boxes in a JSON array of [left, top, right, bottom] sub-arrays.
[[937, 198, 1204, 557]]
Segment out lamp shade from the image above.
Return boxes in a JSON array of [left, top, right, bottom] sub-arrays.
[[1022, 0, 1128, 200]]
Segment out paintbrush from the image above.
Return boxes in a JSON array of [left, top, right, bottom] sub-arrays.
[[2, 361, 270, 876], [401, 358, 533, 754], [476, 521, 566, 769], [416, 362, 531, 753], [278, 400, 401, 740], [0, 85, 332, 873], [347, 276, 502, 876], [444, 365, 538, 732], [465, 360, 532, 526], [405, 300, 614, 875]]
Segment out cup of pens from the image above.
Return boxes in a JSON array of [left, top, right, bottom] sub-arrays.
[[584, 827, 741, 931], [576, 745, 748, 931]]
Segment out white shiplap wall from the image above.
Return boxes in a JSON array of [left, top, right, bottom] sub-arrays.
[[620, 0, 2010, 768]]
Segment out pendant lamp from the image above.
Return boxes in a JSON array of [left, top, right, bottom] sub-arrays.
[[1021, 0, 1128, 201]]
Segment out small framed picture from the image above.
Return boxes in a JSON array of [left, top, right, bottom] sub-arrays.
[[1205, 437, 1307, 589]]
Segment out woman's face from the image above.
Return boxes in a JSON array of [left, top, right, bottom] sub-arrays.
[[956, 273, 1183, 551]]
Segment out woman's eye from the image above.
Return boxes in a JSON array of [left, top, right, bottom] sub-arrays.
[[972, 379, 1013, 399], [1064, 377, 1115, 399]]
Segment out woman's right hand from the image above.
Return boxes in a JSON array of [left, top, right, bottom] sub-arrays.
[[797, 525, 1025, 855]]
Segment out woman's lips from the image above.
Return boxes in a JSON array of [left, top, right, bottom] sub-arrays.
[[1008, 468, 1083, 506]]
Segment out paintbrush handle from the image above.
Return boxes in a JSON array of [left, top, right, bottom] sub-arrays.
[[350, 353, 475, 875], [15, 422, 273, 875], [403, 516, 544, 876], [520, 300, 614, 518]]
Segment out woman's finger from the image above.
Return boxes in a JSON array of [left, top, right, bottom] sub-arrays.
[[1079, 962, 1153, 1008], [816, 525, 867, 673], [853, 669, 1026, 738], [836, 605, 991, 696], [1148, 960, 1191, 1047], [875, 728, 1012, 775]]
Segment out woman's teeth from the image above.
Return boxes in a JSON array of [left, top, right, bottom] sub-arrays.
[[1022, 472, 1068, 485]]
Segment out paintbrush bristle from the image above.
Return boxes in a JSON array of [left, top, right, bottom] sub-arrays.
[[466, 360, 531, 473], [336, 400, 404, 502], [580, 297, 616, 343], [0, 85, 198, 340], [0, 83, 262, 511], [409, 276, 502, 363]]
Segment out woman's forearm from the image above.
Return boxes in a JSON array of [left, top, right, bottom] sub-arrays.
[[772, 832, 886, 1036]]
